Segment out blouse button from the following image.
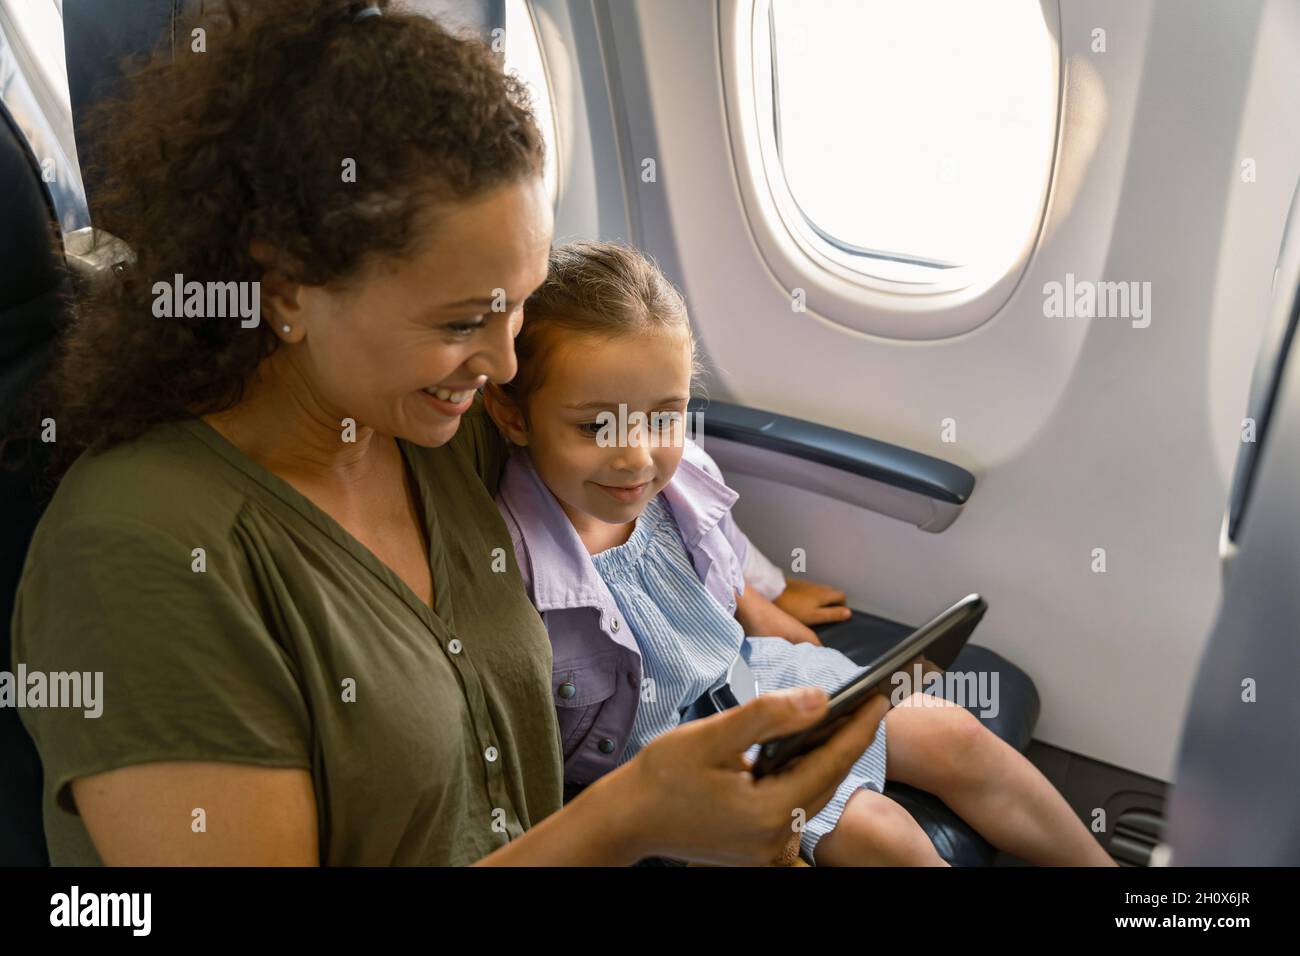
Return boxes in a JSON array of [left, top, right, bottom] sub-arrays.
[[557, 681, 577, 699], [611, 617, 620, 632], [727, 598, 736, 611], [484, 746, 499, 763], [448, 638, 463, 655], [597, 738, 616, 754]]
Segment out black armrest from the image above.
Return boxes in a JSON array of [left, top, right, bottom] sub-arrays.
[[688, 398, 975, 531]]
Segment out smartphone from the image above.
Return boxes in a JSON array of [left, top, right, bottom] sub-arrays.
[[750, 593, 987, 778]]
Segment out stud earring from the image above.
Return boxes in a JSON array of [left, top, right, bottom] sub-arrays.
[[282, 324, 291, 333]]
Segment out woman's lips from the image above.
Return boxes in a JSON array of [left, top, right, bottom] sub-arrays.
[[419, 388, 476, 416], [595, 481, 651, 503]]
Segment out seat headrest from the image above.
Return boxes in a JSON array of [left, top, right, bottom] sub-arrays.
[[63, 0, 174, 220], [63, 0, 506, 220], [0, 105, 62, 313]]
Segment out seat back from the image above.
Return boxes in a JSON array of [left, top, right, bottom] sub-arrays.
[[0, 0, 178, 867], [1166, 179, 1300, 865], [0, 97, 68, 866]]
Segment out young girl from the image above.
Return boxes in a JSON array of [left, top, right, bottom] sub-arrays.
[[485, 241, 1115, 867]]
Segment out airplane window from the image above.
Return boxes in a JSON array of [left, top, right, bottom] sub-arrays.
[[503, 0, 559, 207], [0, 0, 70, 111], [761, 0, 1056, 287]]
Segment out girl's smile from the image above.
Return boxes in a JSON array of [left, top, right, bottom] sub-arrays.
[[593, 479, 653, 503]]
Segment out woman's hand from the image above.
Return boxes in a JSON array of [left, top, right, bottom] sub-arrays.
[[476, 687, 890, 866], [604, 687, 892, 866], [734, 585, 822, 645], [774, 578, 853, 627]]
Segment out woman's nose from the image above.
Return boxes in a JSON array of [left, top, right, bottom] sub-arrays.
[[467, 310, 520, 384]]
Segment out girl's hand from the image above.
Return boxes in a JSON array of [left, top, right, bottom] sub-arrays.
[[734, 585, 822, 645], [609, 688, 892, 866], [774, 578, 853, 627]]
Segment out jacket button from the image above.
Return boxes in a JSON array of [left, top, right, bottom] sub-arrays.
[[448, 638, 462, 655], [557, 681, 577, 699], [612, 618, 620, 631], [597, 738, 616, 754]]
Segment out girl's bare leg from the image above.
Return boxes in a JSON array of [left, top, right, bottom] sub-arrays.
[[884, 694, 1116, 866], [812, 788, 950, 866]]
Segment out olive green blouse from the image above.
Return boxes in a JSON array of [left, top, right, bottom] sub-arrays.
[[10, 394, 564, 865]]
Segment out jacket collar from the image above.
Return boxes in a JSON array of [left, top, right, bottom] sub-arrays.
[[663, 438, 740, 549]]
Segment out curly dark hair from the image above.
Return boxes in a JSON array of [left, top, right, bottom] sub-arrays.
[[9, 0, 544, 483]]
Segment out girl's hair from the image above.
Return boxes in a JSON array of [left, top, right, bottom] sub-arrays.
[[496, 240, 702, 425], [10, 0, 544, 481]]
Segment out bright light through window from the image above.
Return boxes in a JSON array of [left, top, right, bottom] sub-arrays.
[[504, 0, 559, 207], [768, 0, 1056, 280], [2, 0, 70, 109]]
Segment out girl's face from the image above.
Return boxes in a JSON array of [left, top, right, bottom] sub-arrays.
[[264, 176, 553, 448], [510, 327, 693, 537]]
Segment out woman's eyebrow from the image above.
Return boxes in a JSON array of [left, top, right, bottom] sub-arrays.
[[436, 296, 518, 312]]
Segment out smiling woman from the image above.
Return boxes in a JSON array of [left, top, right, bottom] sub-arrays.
[[16, 0, 548, 474], [6, 0, 883, 868]]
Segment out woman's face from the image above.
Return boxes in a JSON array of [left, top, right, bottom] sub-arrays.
[[518, 327, 694, 537], [271, 175, 553, 448]]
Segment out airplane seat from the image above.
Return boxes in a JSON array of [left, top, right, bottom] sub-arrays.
[[0, 0, 176, 869], [696, 401, 1045, 864], [0, 99, 71, 867], [1165, 177, 1300, 865]]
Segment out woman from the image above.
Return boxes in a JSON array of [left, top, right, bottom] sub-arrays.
[[7, 0, 886, 866]]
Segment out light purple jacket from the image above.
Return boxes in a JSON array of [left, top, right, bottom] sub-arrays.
[[495, 440, 758, 785]]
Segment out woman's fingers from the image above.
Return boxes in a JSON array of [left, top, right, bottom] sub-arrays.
[[692, 687, 830, 762], [626, 689, 888, 865], [622, 691, 833, 865], [761, 693, 891, 818]]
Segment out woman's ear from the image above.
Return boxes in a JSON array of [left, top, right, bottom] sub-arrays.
[[483, 384, 529, 446], [250, 239, 306, 338]]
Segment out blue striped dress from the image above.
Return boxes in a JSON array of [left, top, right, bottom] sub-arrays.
[[591, 493, 889, 863]]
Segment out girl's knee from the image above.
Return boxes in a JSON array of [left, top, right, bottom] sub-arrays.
[[929, 704, 989, 780], [821, 790, 942, 866], [944, 703, 987, 747], [895, 689, 957, 710], [892, 697, 991, 780]]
